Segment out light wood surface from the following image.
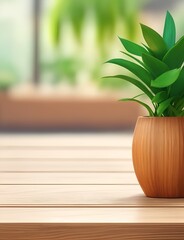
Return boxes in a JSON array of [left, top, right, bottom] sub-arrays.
[[1, 207, 184, 223], [0, 133, 184, 240], [0, 172, 137, 184], [0, 133, 132, 147], [0, 158, 134, 172], [1, 185, 184, 207]]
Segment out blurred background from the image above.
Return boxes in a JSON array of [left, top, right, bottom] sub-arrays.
[[0, 0, 183, 131]]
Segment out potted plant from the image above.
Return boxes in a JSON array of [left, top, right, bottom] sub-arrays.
[[106, 11, 184, 198]]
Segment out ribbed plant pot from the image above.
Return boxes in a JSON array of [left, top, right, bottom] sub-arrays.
[[132, 116, 184, 198]]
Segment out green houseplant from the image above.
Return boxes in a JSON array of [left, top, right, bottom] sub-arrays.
[[106, 11, 184, 198]]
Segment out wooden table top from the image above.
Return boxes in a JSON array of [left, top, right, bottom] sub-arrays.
[[0, 133, 184, 240]]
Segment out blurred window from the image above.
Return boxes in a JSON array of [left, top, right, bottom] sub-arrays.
[[0, 0, 32, 84]]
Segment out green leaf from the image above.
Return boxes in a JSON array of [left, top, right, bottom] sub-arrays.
[[119, 98, 154, 116], [133, 93, 146, 99], [106, 58, 152, 87], [163, 11, 176, 49], [175, 96, 184, 111], [163, 36, 184, 69], [151, 69, 180, 88], [179, 111, 184, 116], [119, 37, 148, 56], [170, 67, 184, 97], [175, 96, 184, 110], [141, 24, 168, 59], [167, 105, 180, 116], [142, 53, 169, 78], [142, 43, 152, 53], [152, 91, 168, 104], [104, 75, 154, 100], [121, 51, 146, 68], [157, 98, 174, 116], [142, 43, 158, 58]]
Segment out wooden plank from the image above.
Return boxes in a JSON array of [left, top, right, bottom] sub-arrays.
[[0, 133, 183, 240], [0, 207, 184, 223], [0, 147, 131, 159], [1, 185, 184, 207], [0, 133, 132, 147], [0, 158, 133, 172], [0, 172, 137, 184], [2, 223, 184, 240], [0, 224, 184, 240]]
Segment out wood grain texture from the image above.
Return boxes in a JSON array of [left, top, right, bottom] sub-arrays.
[[1, 185, 184, 207], [0, 133, 184, 240], [0, 147, 131, 159], [0, 133, 132, 147], [0, 224, 184, 240], [1, 207, 184, 223], [0, 172, 137, 184], [0, 158, 133, 172], [133, 117, 184, 198]]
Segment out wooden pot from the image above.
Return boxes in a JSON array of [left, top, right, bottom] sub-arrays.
[[132, 116, 184, 198]]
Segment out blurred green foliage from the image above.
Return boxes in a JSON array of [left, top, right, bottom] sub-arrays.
[[42, 57, 82, 85], [0, 63, 18, 91], [49, 0, 147, 46], [46, 0, 149, 89]]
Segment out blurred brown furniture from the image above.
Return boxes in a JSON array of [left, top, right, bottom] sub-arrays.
[[0, 93, 141, 130], [0, 133, 184, 239]]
